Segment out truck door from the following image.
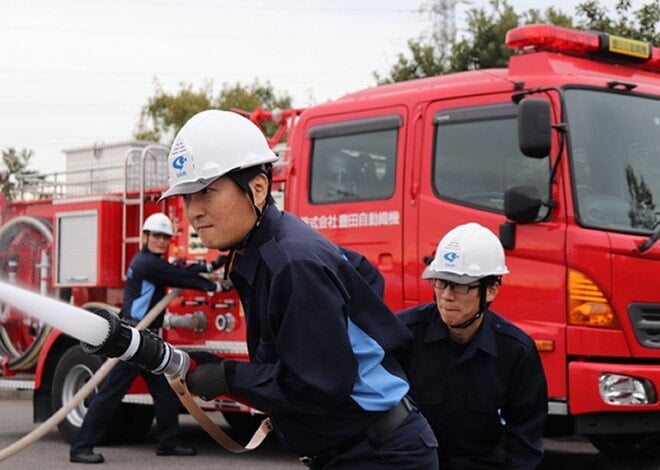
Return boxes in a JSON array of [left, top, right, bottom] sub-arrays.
[[414, 98, 568, 400], [293, 108, 407, 311]]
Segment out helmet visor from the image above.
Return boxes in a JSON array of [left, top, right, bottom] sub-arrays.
[[422, 265, 482, 284], [158, 177, 218, 201]]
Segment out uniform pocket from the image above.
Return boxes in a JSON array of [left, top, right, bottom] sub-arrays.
[[419, 425, 438, 449], [413, 389, 444, 406], [464, 394, 503, 446], [466, 393, 498, 413]]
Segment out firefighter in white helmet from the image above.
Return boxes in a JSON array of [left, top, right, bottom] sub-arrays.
[[397, 222, 548, 469], [141, 212, 174, 236], [69, 213, 221, 464], [160, 110, 439, 468]]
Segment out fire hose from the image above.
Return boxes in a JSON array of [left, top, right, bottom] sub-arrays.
[[0, 281, 271, 462], [0, 215, 55, 371]]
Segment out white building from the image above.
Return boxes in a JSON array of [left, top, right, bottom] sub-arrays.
[[63, 140, 168, 196]]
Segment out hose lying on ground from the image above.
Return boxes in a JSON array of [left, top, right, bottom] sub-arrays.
[[0, 288, 180, 463], [0, 283, 271, 462]]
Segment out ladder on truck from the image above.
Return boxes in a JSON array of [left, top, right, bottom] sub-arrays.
[[121, 145, 169, 280]]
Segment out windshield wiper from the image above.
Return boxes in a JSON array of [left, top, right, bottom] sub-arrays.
[[638, 228, 660, 253]]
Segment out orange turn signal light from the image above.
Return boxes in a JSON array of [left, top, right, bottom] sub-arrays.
[[568, 269, 620, 329], [534, 339, 555, 352]]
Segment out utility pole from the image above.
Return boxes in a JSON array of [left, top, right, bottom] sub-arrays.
[[420, 0, 471, 56]]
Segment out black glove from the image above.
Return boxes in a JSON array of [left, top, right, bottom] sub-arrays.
[[188, 350, 224, 366], [186, 351, 236, 401]]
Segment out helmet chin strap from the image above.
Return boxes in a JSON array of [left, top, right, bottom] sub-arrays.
[[221, 203, 266, 281], [449, 310, 483, 330], [221, 168, 274, 280], [448, 282, 489, 330]]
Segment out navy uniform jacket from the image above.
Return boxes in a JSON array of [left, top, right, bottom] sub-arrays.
[[398, 303, 548, 469], [120, 245, 216, 328], [228, 205, 412, 456], [338, 246, 385, 298]]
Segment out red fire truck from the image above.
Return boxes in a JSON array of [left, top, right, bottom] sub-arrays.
[[1, 24, 659, 458]]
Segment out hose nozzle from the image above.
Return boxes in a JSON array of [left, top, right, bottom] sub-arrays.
[[81, 309, 190, 380]]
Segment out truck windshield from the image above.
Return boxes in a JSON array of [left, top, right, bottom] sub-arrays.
[[565, 89, 660, 234]]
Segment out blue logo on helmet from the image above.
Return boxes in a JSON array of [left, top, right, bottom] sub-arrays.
[[443, 252, 459, 263], [172, 155, 187, 170]]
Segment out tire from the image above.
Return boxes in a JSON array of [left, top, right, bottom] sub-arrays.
[[51, 345, 154, 444], [587, 433, 660, 461], [223, 411, 268, 442]]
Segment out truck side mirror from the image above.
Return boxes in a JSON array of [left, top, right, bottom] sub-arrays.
[[505, 185, 543, 223], [518, 98, 551, 158]]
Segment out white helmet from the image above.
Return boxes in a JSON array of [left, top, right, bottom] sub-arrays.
[[160, 110, 277, 199], [422, 222, 509, 283], [142, 213, 173, 236]]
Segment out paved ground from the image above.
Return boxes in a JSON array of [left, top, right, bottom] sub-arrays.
[[1, 391, 660, 469]]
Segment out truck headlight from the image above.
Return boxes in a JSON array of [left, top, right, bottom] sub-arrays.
[[599, 373, 657, 405]]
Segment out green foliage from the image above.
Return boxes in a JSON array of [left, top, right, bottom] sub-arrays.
[[1, 147, 36, 200], [135, 81, 213, 142], [576, 0, 659, 44], [216, 81, 293, 138], [134, 79, 292, 143], [626, 164, 658, 230], [522, 7, 574, 28], [374, 40, 447, 84], [376, 0, 659, 83], [448, 0, 521, 72]]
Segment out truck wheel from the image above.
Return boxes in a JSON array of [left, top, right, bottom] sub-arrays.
[[223, 411, 267, 442], [587, 433, 660, 461], [51, 345, 154, 444]]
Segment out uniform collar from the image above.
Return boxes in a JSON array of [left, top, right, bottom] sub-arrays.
[[469, 311, 498, 358], [232, 204, 281, 285], [425, 308, 498, 358], [424, 310, 449, 343]]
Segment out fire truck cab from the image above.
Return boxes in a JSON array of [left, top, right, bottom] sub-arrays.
[[280, 25, 660, 459]]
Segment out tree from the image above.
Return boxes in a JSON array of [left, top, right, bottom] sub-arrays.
[[576, 0, 659, 44], [374, 40, 448, 84], [626, 164, 658, 230], [214, 81, 293, 138], [135, 79, 292, 143], [376, 0, 659, 83], [1, 147, 37, 201], [448, 0, 525, 72]]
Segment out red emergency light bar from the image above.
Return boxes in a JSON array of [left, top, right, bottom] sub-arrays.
[[506, 24, 660, 73]]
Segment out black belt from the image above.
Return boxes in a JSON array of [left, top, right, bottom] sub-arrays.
[[300, 396, 414, 469]]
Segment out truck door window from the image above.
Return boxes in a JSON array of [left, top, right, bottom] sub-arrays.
[[565, 89, 660, 234], [432, 104, 550, 214], [308, 115, 400, 204]]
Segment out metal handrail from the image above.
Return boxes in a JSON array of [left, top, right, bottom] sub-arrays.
[[121, 145, 169, 280], [15, 165, 127, 200]]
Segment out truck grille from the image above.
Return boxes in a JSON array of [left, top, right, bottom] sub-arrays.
[[629, 303, 660, 349]]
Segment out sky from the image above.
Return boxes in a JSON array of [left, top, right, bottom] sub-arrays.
[[1, 0, 632, 174]]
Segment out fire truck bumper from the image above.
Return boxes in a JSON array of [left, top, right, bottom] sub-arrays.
[[569, 361, 660, 434]]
